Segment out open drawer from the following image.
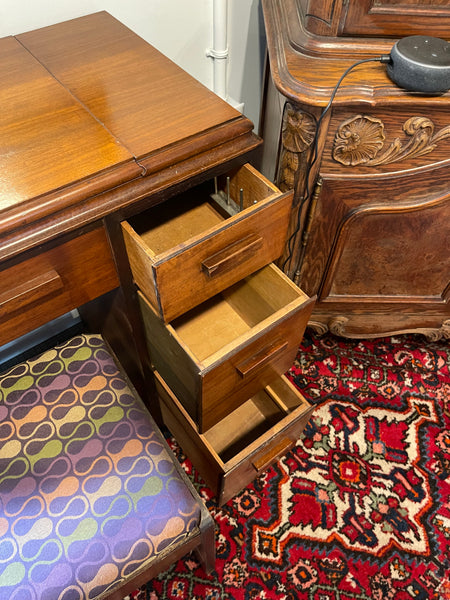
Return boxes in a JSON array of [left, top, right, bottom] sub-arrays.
[[122, 164, 293, 322], [155, 371, 314, 506], [139, 263, 315, 432]]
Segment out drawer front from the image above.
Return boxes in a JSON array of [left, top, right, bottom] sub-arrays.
[[219, 404, 313, 505], [138, 265, 315, 432], [155, 371, 314, 506], [122, 164, 293, 322], [199, 298, 314, 431], [0, 227, 119, 346]]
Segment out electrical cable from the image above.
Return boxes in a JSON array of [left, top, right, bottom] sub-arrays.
[[282, 55, 391, 275]]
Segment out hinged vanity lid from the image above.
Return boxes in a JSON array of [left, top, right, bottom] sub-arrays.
[[16, 12, 254, 176], [1, 12, 259, 261]]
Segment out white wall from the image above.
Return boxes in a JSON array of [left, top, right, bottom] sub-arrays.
[[228, 1, 266, 129], [0, 0, 265, 128]]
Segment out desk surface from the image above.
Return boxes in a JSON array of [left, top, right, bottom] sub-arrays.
[[0, 12, 259, 262]]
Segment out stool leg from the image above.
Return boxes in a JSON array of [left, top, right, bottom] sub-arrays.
[[195, 505, 216, 574]]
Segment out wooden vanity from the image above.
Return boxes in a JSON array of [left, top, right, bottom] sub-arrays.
[[0, 12, 314, 505]]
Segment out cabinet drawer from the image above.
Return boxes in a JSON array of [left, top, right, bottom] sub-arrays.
[[0, 228, 119, 346], [139, 263, 315, 432], [122, 164, 293, 322], [155, 371, 314, 506]]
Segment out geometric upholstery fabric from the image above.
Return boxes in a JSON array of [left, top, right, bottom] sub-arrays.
[[0, 334, 201, 600]]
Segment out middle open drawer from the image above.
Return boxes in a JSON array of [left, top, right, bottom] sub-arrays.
[[139, 263, 315, 432], [122, 164, 293, 322]]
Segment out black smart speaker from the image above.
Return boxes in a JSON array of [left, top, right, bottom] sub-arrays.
[[386, 35, 450, 94]]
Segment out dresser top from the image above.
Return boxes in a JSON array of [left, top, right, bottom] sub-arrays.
[[0, 12, 259, 260], [263, 0, 450, 108]]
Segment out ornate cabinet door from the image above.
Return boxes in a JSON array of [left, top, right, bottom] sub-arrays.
[[304, 0, 450, 38], [297, 114, 449, 338], [342, 0, 450, 37]]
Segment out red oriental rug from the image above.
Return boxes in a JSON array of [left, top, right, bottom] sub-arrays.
[[128, 330, 450, 600]]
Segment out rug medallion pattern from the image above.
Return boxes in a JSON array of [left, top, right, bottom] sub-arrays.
[[252, 395, 439, 564]]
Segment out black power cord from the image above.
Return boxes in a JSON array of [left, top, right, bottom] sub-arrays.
[[282, 55, 391, 276]]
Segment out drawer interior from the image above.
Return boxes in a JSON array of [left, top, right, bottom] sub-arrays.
[[204, 376, 308, 463], [155, 370, 314, 504], [170, 264, 308, 361], [126, 164, 280, 256]]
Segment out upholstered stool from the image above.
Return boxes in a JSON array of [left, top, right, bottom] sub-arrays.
[[0, 334, 214, 600]]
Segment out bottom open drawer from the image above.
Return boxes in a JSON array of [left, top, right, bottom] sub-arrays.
[[155, 371, 314, 506]]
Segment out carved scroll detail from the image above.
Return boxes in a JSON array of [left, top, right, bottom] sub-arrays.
[[277, 104, 316, 191], [333, 115, 450, 167], [306, 320, 329, 337], [327, 316, 450, 341]]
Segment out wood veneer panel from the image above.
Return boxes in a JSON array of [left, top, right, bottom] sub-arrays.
[[17, 12, 249, 161], [0, 36, 132, 212], [1, 15, 260, 262]]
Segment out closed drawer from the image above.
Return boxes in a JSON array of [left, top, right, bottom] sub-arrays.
[[139, 263, 315, 432], [0, 227, 119, 346], [155, 371, 314, 506], [122, 164, 293, 322]]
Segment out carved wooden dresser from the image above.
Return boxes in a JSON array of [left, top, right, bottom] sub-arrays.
[[260, 0, 450, 340]]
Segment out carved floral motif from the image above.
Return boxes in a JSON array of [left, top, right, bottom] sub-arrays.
[[282, 104, 316, 153], [333, 115, 450, 167], [277, 104, 316, 191], [370, 117, 450, 165], [333, 115, 385, 166], [279, 152, 299, 190]]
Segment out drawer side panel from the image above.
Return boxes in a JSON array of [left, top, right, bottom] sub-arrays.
[[138, 292, 199, 422], [122, 221, 161, 314]]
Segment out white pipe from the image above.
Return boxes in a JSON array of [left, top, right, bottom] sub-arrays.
[[206, 0, 228, 99]]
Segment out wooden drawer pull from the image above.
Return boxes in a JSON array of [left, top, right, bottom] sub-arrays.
[[252, 438, 294, 472], [201, 233, 263, 278], [235, 340, 288, 378], [0, 269, 64, 316]]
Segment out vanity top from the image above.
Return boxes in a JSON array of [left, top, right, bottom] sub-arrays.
[[0, 12, 259, 261]]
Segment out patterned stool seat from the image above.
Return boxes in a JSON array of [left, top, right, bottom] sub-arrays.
[[0, 335, 205, 600]]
